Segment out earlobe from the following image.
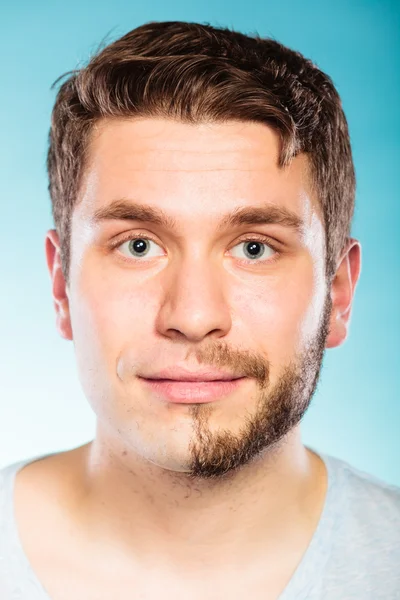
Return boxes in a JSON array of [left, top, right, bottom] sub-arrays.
[[45, 229, 73, 341], [325, 238, 361, 349], [325, 311, 347, 349]]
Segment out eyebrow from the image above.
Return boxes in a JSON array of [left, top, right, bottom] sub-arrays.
[[92, 199, 305, 235]]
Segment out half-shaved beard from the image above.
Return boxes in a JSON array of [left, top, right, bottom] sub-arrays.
[[185, 292, 333, 481]]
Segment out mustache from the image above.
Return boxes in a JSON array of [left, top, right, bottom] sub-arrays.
[[185, 341, 270, 387]]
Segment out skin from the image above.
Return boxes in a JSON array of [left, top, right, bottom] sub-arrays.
[[40, 118, 361, 595]]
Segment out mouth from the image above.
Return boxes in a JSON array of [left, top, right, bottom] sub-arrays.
[[139, 377, 248, 403]]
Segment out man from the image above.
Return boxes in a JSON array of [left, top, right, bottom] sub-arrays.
[[0, 20, 399, 600]]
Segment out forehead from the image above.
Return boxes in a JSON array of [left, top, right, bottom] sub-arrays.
[[77, 117, 321, 225]]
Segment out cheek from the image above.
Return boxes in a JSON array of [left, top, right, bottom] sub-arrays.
[[230, 264, 323, 363], [68, 260, 164, 420], [69, 259, 158, 373]]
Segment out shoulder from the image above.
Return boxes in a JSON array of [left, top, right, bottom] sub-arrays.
[[327, 453, 400, 514], [0, 457, 35, 534], [0, 458, 29, 511], [0, 452, 60, 530], [0, 458, 34, 591], [314, 453, 400, 597], [0, 455, 43, 492], [323, 452, 400, 549]]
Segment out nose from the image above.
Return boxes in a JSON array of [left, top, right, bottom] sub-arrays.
[[155, 256, 232, 343]]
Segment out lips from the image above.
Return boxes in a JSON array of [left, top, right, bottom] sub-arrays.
[[139, 376, 247, 403], [143, 365, 243, 382]]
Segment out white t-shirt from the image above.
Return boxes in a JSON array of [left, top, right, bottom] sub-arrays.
[[0, 447, 399, 599]]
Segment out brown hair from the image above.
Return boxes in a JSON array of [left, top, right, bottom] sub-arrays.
[[47, 20, 355, 284]]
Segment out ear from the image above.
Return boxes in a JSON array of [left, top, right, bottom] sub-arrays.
[[325, 238, 362, 349], [45, 229, 73, 341]]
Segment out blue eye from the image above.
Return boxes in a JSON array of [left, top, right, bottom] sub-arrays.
[[230, 240, 275, 262], [119, 237, 164, 259], [115, 236, 277, 264]]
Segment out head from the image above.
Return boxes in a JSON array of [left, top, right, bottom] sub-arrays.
[[45, 21, 361, 481]]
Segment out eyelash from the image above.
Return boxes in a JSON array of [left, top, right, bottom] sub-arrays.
[[110, 232, 281, 266]]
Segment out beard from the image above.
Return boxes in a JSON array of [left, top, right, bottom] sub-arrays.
[[184, 292, 333, 481]]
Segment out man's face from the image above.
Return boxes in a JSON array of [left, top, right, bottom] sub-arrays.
[[56, 118, 333, 480]]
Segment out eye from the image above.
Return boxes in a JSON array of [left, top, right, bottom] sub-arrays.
[[118, 237, 164, 260], [230, 239, 276, 262]]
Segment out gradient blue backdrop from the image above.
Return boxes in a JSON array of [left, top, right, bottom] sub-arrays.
[[1, 0, 399, 484]]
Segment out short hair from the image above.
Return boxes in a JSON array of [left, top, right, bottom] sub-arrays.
[[47, 20, 355, 284]]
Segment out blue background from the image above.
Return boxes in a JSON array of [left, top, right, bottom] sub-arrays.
[[1, 0, 399, 484]]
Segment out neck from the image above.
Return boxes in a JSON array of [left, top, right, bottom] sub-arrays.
[[70, 427, 327, 575]]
